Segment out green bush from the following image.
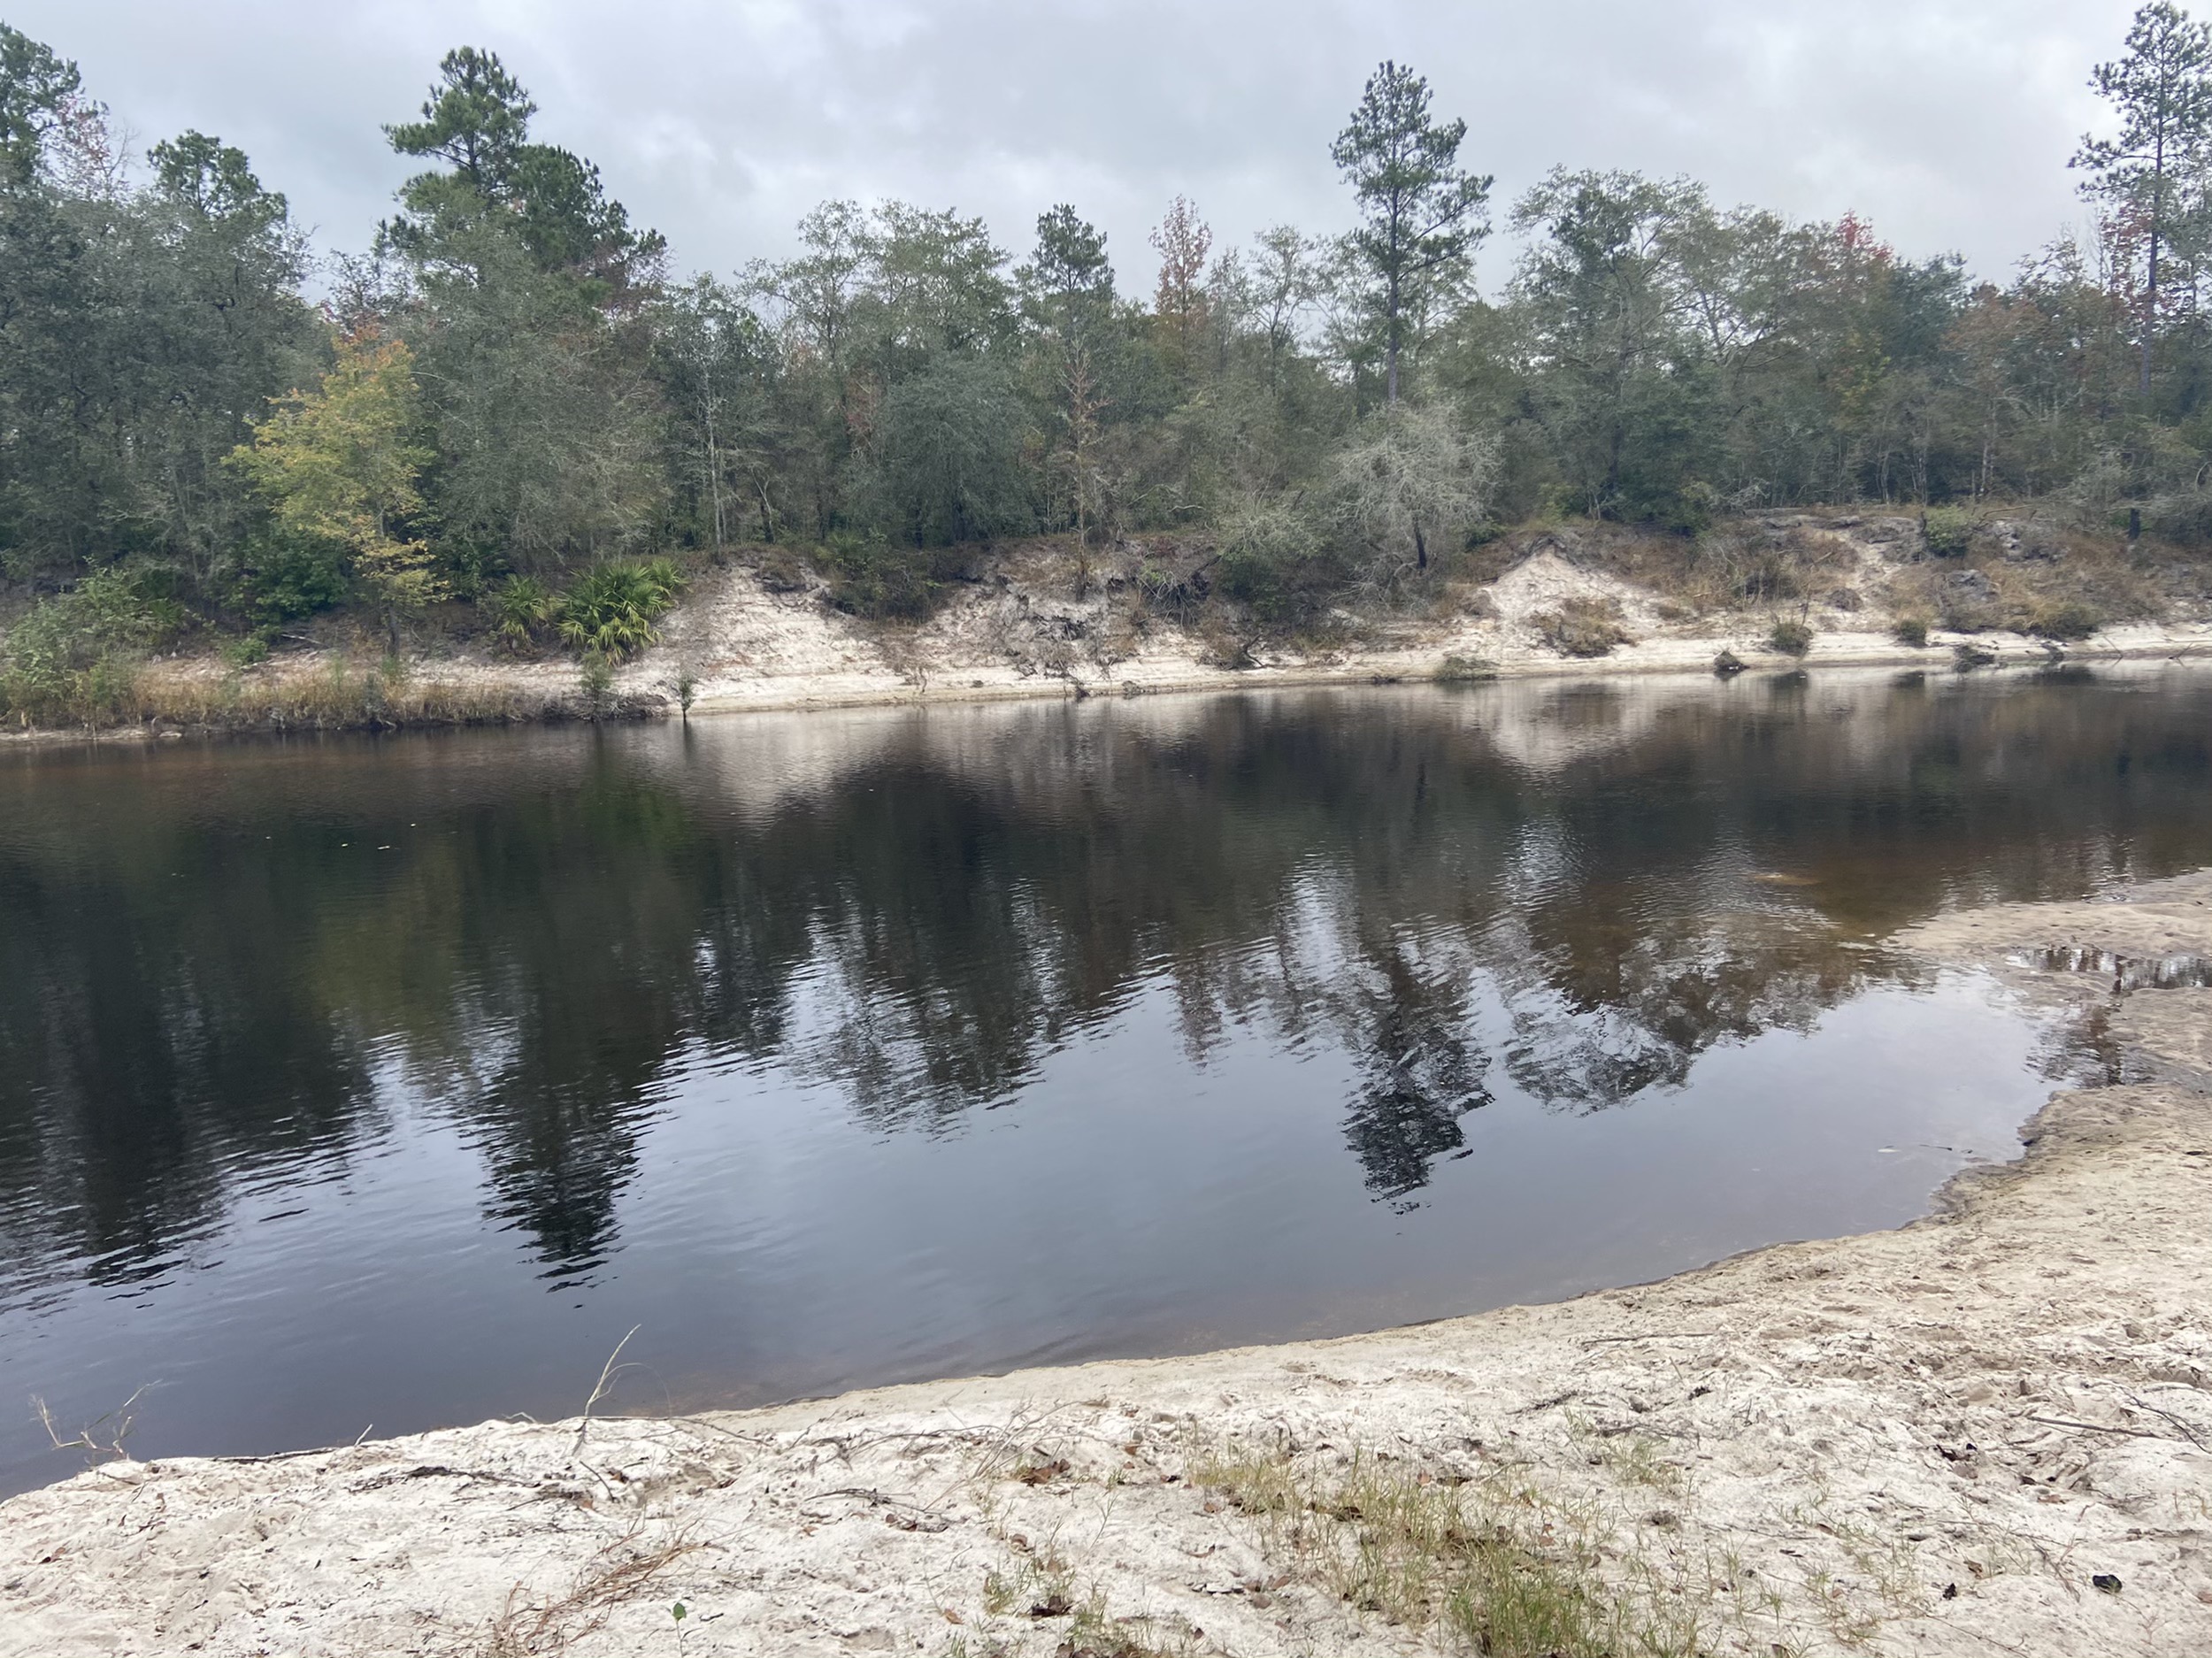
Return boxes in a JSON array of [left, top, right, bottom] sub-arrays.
[[490, 574, 559, 650], [1893, 614, 1931, 648], [578, 649, 615, 712], [0, 567, 186, 724], [557, 558, 684, 656], [817, 533, 956, 620], [1215, 498, 1339, 629], [1922, 506, 1975, 558], [1659, 479, 1721, 536], [1769, 618, 1814, 656], [223, 632, 273, 667], [230, 538, 347, 630]]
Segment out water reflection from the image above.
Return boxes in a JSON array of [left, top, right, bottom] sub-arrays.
[[0, 670, 2208, 1489], [4, 670, 2209, 1292]]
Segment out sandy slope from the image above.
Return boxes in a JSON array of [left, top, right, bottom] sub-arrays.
[[634, 542, 2212, 714], [17, 518, 2212, 748], [2, 877, 2209, 1655]]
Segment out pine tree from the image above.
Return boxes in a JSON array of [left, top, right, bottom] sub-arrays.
[[1332, 61, 1491, 405], [2072, 2, 2212, 395]]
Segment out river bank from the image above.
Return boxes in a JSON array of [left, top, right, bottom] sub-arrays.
[[2, 874, 2208, 1656], [12, 516, 2212, 745]]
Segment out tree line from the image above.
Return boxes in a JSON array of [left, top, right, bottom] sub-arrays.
[[4, 5, 2212, 693]]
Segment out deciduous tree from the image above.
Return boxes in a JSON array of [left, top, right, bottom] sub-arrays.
[[1149, 196, 1212, 376], [232, 333, 442, 651]]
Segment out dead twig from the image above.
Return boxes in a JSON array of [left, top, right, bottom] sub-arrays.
[[2024, 1413, 2185, 1443], [482, 1527, 699, 1657], [572, 1324, 643, 1459], [1582, 1331, 1720, 1345], [2116, 1390, 2212, 1451], [34, 1385, 151, 1465]]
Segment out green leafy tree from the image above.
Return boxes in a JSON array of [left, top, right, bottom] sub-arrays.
[[652, 275, 778, 546], [0, 21, 80, 183], [231, 332, 443, 650], [0, 27, 312, 587], [741, 201, 874, 535], [1248, 225, 1323, 395], [867, 357, 1029, 545], [2072, 2, 2212, 395], [1331, 61, 1492, 405], [864, 203, 1018, 369], [1509, 169, 1716, 521]]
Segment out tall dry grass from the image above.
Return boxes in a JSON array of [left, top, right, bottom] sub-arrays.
[[4, 654, 663, 736]]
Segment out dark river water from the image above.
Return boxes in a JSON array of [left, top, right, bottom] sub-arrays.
[[4, 666, 2209, 1495]]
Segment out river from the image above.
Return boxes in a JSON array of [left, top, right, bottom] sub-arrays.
[[3, 664, 2208, 1495]]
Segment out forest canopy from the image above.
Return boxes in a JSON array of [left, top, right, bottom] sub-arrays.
[[4, 6, 2212, 680]]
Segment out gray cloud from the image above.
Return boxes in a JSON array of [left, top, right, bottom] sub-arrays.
[[12, 0, 2140, 291]]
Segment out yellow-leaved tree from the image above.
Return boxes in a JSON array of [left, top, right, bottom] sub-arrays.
[[232, 331, 443, 653]]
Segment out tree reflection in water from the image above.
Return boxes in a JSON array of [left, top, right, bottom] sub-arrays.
[[3, 667, 2209, 1290]]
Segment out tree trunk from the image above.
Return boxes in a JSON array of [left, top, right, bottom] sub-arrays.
[[2143, 239, 2159, 397], [703, 370, 725, 549], [2145, 136, 2164, 398], [1386, 266, 1402, 406]]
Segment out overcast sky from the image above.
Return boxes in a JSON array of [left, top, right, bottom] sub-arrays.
[[7, 0, 2147, 293]]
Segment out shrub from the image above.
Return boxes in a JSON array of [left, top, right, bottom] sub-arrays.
[[0, 567, 184, 724], [1922, 505, 1975, 558], [578, 649, 616, 712], [1733, 547, 1801, 603], [230, 538, 347, 630], [2029, 600, 2102, 641], [1954, 641, 1998, 670], [753, 544, 811, 593], [1135, 557, 1203, 622], [1893, 615, 1931, 648], [1532, 595, 1634, 658], [1769, 618, 1814, 656], [222, 632, 273, 668], [557, 558, 684, 657], [1934, 570, 2000, 633], [490, 575, 558, 650], [1217, 497, 1336, 628], [1659, 478, 1721, 535], [1433, 653, 1497, 683], [816, 533, 949, 621], [1713, 649, 1746, 676], [1329, 403, 1494, 594]]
